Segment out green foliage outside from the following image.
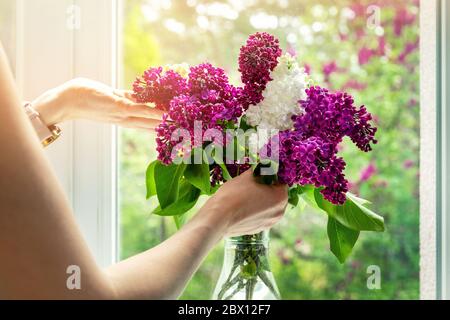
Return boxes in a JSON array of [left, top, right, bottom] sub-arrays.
[[119, 0, 419, 299]]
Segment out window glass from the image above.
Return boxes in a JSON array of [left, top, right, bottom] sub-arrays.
[[119, 0, 420, 299]]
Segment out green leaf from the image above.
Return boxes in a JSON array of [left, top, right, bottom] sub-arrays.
[[288, 187, 299, 206], [145, 160, 158, 199], [173, 214, 187, 230], [154, 162, 186, 209], [218, 163, 232, 181], [153, 180, 201, 216], [298, 185, 321, 210], [314, 189, 385, 232], [240, 257, 257, 279], [184, 150, 211, 195], [327, 216, 360, 264], [239, 115, 253, 131]]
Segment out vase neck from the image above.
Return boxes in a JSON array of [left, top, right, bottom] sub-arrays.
[[228, 231, 270, 245]]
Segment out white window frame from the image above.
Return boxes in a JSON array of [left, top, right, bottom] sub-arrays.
[[419, 0, 450, 300], [436, 0, 450, 301], [15, 0, 119, 267], [10, 0, 446, 299]]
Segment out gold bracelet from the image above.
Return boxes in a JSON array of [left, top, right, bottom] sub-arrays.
[[24, 103, 62, 147]]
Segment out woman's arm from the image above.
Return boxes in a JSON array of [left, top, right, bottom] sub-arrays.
[[0, 44, 287, 300], [106, 171, 287, 299], [0, 45, 115, 299]]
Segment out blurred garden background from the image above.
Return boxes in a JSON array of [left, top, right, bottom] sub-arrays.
[[118, 0, 419, 299]]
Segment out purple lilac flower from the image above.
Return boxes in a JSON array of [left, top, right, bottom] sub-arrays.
[[133, 67, 188, 111], [265, 86, 378, 204], [154, 62, 245, 165], [269, 132, 349, 205], [210, 166, 223, 187], [155, 94, 229, 164], [188, 63, 244, 121], [238, 32, 282, 109], [210, 160, 251, 187], [294, 86, 377, 152], [155, 114, 179, 165]]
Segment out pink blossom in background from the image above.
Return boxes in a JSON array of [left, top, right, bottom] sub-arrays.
[[358, 47, 374, 65], [322, 61, 340, 82], [339, 32, 348, 42], [355, 28, 366, 40], [398, 39, 419, 63], [294, 239, 302, 252], [348, 180, 359, 195], [342, 79, 367, 92], [394, 7, 416, 37], [277, 249, 292, 265], [409, 98, 418, 108], [303, 63, 311, 75], [287, 45, 297, 57], [336, 143, 345, 152], [403, 159, 414, 169], [374, 180, 389, 189], [372, 115, 380, 125], [350, 3, 366, 17], [377, 36, 387, 56], [351, 260, 362, 269], [360, 163, 377, 182]]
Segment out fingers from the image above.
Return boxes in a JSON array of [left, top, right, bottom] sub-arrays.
[[113, 89, 134, 101], [114, 96, 165, 120], [119, 117, 161, 130]]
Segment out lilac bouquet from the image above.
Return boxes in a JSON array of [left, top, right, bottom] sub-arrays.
[[134, 33, 384, 300]]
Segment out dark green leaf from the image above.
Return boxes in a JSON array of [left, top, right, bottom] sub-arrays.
[[173, 214, 187, 229], [239, 115, 253, 131], [219, 163, 232, 181], [288, 187, 299, 206], [154, 162, 186, 209], [298, 185, 321, 210], [184, 150, 211, 195], [327, 216, 360, 263], [145, 160, 158, 199], [153, 180, 201, 216], [314, 189, 385, 232]]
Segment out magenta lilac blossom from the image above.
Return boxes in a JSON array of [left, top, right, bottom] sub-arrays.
[[132, 67, 188, 111], [238, 32, 282, 108]]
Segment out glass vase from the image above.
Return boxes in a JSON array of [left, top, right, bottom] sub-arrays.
[[212, 231, 280, 300]]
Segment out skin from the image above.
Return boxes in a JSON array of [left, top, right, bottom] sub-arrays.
[[32, 77, 165, 130], [0, 43, 288, 300]]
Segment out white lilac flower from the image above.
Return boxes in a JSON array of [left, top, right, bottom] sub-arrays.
[[246, 53, 309, 131]]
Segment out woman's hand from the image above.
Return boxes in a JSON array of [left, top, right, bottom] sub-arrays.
[[32, 78, 164, 130], [197, 171, 288, 237]]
